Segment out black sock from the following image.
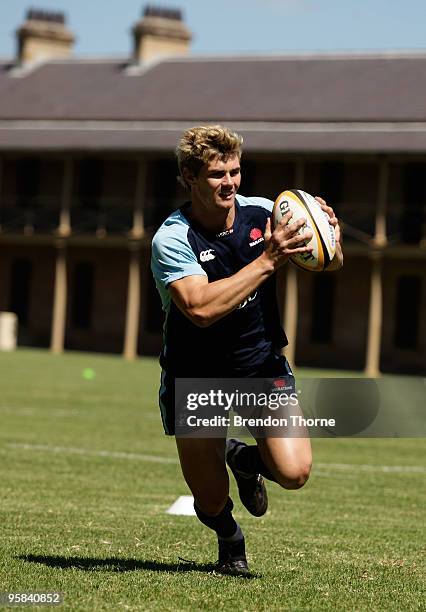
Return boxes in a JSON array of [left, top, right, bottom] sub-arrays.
[[194, 497, 239, 539], [232, 444, 277, 483]]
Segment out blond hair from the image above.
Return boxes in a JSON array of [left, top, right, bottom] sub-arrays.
[[176, 125, 243, 187]]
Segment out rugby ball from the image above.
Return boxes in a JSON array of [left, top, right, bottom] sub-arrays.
[[272, 189, 336, 272]]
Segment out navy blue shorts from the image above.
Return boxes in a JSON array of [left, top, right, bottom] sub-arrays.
[[158, 353, 295, 436]]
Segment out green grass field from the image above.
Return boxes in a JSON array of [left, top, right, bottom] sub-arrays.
[[0, 349, 424, 611]]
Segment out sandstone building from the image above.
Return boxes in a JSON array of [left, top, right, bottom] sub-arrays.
[[0, 6, 425, 374]]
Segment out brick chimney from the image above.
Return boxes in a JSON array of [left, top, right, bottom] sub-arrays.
[[16, 8, 75, 65], [132, 5, 192, 64]]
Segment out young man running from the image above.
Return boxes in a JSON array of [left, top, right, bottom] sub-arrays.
[[151, 125, 343, 576]]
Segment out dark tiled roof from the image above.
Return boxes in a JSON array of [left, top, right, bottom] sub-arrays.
[[1, 54, 426, 150]]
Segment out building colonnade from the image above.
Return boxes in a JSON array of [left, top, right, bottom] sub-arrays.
[[46, 158, 148, 360], [0, 154, 423, 373]]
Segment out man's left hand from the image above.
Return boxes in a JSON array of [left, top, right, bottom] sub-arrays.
[[315, 196, 341, 244], [315, 196, 343, 270]]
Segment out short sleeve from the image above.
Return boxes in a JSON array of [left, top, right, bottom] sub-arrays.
[[236, 195, 274, 213], [151, 221, 206, 293]]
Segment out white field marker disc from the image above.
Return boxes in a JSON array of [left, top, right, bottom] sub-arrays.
[[166, 495, 196, 515]]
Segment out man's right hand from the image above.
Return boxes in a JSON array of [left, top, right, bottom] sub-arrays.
[[169, 212, 314, 328], [263, 212, 313, 270]]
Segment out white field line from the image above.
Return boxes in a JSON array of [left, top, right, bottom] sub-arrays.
[[4, 443, 426, 474], [316, 462, 426, 474], [0, 406, 159, 419], [5, 443, 178, 464], [1, 407, 79, 417]]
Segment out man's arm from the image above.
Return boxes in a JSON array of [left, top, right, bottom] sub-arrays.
[[170, 213, 313, 327]]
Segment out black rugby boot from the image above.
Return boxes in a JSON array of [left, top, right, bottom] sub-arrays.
[[216, 535, 249, 576], [226, 438, 268, 517]]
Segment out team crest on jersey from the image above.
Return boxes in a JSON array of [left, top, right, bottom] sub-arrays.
[[249, 227, 264, 247], [200, 249, 215, 262]]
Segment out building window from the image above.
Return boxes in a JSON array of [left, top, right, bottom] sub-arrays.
[[241, 159, 256, 196], [146, 159, 179, 228], [310, 275, 335, 344], [9, 259, 32, 325], [77, 159, 103, 209], [401, 163, 425, 244], [17, 159, 40, 208], [394, 275, 421, 350], [71, 262, 94, 329], [319, 161, 344, 215]]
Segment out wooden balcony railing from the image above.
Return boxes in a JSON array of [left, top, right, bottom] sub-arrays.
[[0, 198, 134, 236]]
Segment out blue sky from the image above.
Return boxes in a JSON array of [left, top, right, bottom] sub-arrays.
[[1, 0, 426, 58]]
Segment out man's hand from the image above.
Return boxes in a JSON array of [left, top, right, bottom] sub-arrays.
[[315, 196, 343, 270], [169, 211, 313, 327], [262, 211, 314, 270]]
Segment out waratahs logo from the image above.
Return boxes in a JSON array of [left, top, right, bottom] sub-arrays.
[[273, 379, 285, 388], [249, 227, 264, 247]]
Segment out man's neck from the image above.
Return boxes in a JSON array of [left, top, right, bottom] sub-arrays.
[[188, 202, 236, 233]]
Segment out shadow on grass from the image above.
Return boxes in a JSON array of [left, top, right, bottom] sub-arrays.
[[20, 555, 259, 578]]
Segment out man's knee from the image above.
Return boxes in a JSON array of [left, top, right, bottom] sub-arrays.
[[275, 461, 312, 490]]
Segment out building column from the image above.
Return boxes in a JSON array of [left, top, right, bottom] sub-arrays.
[[130, 160, 147, 239], [364, 158, 388, 376], [374, 158, 388, 247], [365, 253, 383, 377], [58, 158, 73, 236], [283, 266, 298, 366], [283, 159, 304, 366], [50, 239, 67, 354], [123, 243, 141, 360], [123, 159, 147, 359]]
